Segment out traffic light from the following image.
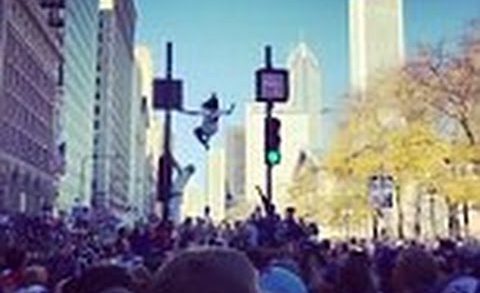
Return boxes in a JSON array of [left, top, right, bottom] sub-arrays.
[[265, 117, 281, 165]]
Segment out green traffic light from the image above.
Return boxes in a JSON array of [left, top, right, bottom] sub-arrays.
[[267, 150, 281, 165]]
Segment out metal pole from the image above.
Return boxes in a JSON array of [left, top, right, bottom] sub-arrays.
[[265, 46, 274, 204], [162, 42, 173, 221], [265, 46, 272, 69], [266, 102, 273, 203]]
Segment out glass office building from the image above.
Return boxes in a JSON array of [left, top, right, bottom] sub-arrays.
[[57, 0, 99, 210]]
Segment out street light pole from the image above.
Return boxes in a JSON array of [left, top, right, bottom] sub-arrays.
[[161, 43, 174, 221]]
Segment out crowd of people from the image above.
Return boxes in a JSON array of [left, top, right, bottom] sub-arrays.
[[1, 205, 480, 293]]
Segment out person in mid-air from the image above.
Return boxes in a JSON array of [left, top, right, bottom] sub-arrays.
[[181, 93, 235, 150]]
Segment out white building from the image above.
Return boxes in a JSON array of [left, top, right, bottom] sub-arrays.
[[225, 126, 246, 208], [349, 0, 405, 92], [244, 42, 322, 212], [245, 103, 311, 211], [207, 148, 226, 222], [181, 183, 205, 220], [135, 45, 162, 216], [57, 0, 99, 212], [92, 0, 137, 218], [286, 42, 323, 151], [128, 51, 151, 222], [0, 0, 63, 213]]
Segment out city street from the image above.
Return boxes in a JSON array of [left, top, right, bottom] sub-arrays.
[[1, 0, 480, 292]]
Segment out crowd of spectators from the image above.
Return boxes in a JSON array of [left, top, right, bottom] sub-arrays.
[[1, 205, 480, 293]]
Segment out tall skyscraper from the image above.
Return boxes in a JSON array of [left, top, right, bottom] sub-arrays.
[[129, 50, 151, 221], [134, 46, 160, 219], [92, 0, 137, 217], [286, 42, 322, 151], [0, 0, 63, 213], [134, 47, 161, 162], [57, 0, 99, 211], [349, 0, 405, 92], [225, 126, 246, 206]]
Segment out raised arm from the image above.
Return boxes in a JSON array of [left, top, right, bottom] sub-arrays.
[[179, 108, 203, 116], [217, 103, 236, 116]]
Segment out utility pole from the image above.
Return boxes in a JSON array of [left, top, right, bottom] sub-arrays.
[[255, 45, 289, 210], [153, 42, 183, 221], [265, 47, 274, 202], [162, 43, 173, 220]]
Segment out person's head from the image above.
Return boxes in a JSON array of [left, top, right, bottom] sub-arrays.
[[336, 250, 375, 293], [204, 206, 211, 216], [185, 165, 195, 174], [23, 265, 48, 286], [153, 248, 259, 293], [202, 93, 219, 110], [266, 204, 276, 216], [4, 246, 27, 271], [393, 247, 438, 293], [285, 207, 296, 220], [259, 266, 308, 293], [184, 217, 193, 226], [74, 265, 135, 293], [307, 223, 319, 237]]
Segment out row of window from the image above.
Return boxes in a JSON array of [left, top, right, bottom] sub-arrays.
[[0, 122, 51, 173], [5, 29, 56, 101], [9, 0, 60, 76], [2, 92, 51, 145], [3, 64, 53, 128]]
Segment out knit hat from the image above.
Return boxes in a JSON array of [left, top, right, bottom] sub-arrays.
[[259, 266, 307, 293]]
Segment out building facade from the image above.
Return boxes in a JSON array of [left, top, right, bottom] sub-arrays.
[[92, 0, 137, 217], [225, 125, 246, 208], [0, 0, 63, 213], [134, 46, 159, 219], [349, 0, 405, 92], [57, 0, 99, 211], [207, 147, 226, 222], [129, 54, 150, 221], [245, 103, 311, 211], [286, 42, 322, 152]]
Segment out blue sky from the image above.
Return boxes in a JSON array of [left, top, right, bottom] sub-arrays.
[[136, 0, 480, 188]]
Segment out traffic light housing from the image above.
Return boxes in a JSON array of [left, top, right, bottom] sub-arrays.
[[265, 117, 281, 165]]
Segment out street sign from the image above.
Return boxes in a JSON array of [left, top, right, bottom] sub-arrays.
[[369, 174, 394, 209], [255, 68, 289, 103], [153, 79, 183, 110]]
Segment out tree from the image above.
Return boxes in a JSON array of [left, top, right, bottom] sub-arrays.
[[324, 66, 453, 239], [405, 21, 480, 235]]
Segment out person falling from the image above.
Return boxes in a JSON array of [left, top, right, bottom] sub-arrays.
[[181, 93, 235, 150]]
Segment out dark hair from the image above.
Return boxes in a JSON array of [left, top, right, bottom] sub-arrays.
[[154, 248, 258, 293], [75, 265, 135, 293], [393, 247, 438, 293], [4, 247, 26, 271], [202, 94, 219, 110], [336, 250, 376, 293]]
